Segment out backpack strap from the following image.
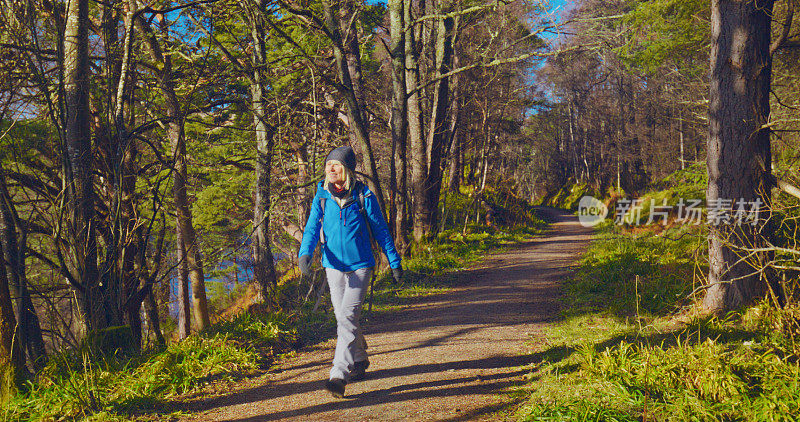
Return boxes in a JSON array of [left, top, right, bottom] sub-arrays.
[[319, 197, 326, 244], [358, 184, 375, 246]]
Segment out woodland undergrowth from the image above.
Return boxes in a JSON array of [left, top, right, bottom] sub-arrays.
[[517, 180, 800, 421]]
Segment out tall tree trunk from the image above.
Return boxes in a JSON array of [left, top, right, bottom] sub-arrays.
[[0, 240, 27, 400], [176, 235, 190, 338], [121, 162, 142, 347], [143, 289, 165, 346], [582, 128, 590, 182], [423, 9, 456, 235], [134, 215, 166, 347], [447, 132, 461, 193], [157, 261, 170, 329], [405, 0, 427, 242], [135, 7, 210, 335], [389, 0, 409, 252], [340, 0, 368, 156], [703, 0, 774, 314], [568, 99, 579, 182], [445, 51, 462, 195], [100, 0, 129, 332], [173, 130, 210, 333], [101, 42, 144, 341], [64, 0, 103, 333], [323, 0, 386, 212], [679, 108, 686, 170], [250, 1, 278, 303], [480, 136, 491, 192], [616, 74, 626, 193], [0, 172, 45, 369]]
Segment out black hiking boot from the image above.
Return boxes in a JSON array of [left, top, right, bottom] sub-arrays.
[[324, 378, 346, 398], [350, 359, 370, 381]]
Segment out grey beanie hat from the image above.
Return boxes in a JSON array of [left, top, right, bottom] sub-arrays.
[[326, 146, 357, 171]]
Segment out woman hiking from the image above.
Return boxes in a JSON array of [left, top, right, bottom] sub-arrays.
[[298, 146, 403, 398]]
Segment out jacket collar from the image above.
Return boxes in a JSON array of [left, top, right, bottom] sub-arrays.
[[319, 180, 361, 208]]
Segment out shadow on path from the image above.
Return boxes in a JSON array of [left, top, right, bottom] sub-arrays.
[[175, 208, 592, 422]]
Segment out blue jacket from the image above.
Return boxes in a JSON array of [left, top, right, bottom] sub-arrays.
[[299, 181, 402, 272]]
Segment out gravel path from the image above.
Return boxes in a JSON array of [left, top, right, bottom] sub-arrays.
[[180, 208, 592, 421]]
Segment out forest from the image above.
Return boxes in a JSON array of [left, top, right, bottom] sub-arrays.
[[1, 0, 800, 420]]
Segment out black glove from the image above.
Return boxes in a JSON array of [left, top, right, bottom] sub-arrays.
[[299, 255, 311, 276], [392, 267, 403, 283]]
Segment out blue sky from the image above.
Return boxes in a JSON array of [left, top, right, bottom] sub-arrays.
[[541, 0, 577, 41]]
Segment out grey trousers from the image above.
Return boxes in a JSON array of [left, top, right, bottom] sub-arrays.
[[326, 267, 371, 381]]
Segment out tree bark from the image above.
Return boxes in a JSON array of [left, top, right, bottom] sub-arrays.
[[389, 0, 409, 251], [105, 2, 143, 335], [64, 0, 103, 333], [447, 131, 461, 193], [616, 74, 626, 193], [568, 99, 579, 182], [340, 0, 369, 156], [703, 0, 774, 314], [249, 0, 279, 303], [405, 0, 428, 242], [135, 223, 165, 347], [0, 239, 27, 399], [423, 9, 455, 235], [99, 0, 125, 332], [143, 289, 165, 346], [679, 108, 686, 170], [176, 235, 191, 339], [175, 135, 210, 334], [0, 171, 45, 369], [446, 51, 462, 195]]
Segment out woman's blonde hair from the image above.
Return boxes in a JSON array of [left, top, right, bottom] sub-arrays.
[[325, 160, 355, 192]]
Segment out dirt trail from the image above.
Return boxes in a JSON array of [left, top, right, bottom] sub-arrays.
[[181, 208, 592, 422]]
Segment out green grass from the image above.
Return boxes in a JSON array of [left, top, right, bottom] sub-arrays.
[[516, 221, 800, 422], [565, 221, 705, 319], [614, 162, 706, 226], [2, 312, 295, 422]]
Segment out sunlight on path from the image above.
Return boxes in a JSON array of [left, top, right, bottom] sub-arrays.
[[181, 208, 592, 422]]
